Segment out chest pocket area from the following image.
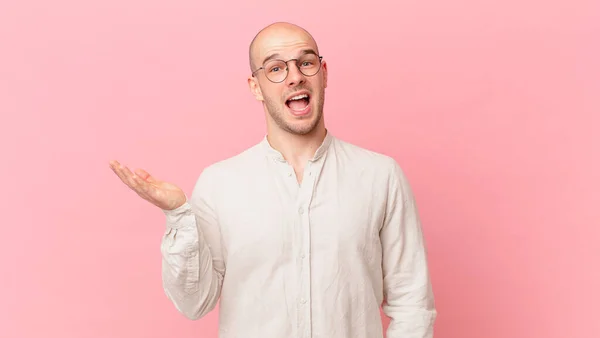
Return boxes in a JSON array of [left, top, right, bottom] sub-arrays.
[[309, 184, 385, 262], [218, 190, 289, 261]]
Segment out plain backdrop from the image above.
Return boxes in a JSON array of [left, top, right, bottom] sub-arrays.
[[1, 0, 598, 337]]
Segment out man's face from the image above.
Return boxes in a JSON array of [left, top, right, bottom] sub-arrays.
[[249, 28, 328, 135]]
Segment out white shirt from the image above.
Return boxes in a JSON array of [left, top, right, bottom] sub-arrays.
[[161, 131, 437, 338]]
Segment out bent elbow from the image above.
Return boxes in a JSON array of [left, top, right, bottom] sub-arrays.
[[181, 308, 203, 321], [163, 275, 222, 321]]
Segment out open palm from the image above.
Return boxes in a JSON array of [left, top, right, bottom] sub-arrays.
[[109, 160, 186, 210]]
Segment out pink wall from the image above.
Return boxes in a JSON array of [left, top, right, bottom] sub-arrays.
[[1, 0, 598, 337]]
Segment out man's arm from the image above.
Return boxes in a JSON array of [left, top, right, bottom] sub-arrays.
[[380, 159, 437, 338], [160, 167, 226, 320]]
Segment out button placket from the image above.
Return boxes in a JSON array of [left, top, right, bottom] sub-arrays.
[[295, 160, 324, 338]]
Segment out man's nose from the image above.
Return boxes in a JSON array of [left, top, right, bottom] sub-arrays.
[[285, 61, 305, 87]]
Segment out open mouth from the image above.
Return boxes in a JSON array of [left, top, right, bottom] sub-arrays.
[[285, 93, 311, 112]]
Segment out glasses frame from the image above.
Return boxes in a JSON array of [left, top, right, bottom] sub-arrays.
[[252, 55, 324, 83]]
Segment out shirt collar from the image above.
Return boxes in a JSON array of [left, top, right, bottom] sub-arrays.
[[261, 129, 334, 163]]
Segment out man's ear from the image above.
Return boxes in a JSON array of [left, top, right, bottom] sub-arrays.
[[248, 76, 264, 101], [321, 60, 328, 89]]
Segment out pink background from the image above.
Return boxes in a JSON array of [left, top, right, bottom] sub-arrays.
[[1, 0, 598, 337]]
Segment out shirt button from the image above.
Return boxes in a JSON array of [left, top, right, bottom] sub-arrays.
[[298, 208, 304, 214], [301, 254, 306, 259], [300, 298, 307, 304]]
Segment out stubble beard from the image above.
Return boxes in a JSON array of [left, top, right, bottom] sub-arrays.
[[264, 88, 325, 136]]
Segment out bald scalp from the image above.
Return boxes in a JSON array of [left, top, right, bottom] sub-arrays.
[[248, 22, 319, 72]]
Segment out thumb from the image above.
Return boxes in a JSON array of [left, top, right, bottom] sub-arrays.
[[134, 168, 157, 183]]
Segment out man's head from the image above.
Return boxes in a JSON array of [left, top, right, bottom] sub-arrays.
[[248, 22, 327, 136]]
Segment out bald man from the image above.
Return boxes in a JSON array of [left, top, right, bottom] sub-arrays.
[[110, 22, 437, 338]]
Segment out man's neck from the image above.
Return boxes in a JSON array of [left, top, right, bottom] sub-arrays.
[[266, 125, 327, 168]]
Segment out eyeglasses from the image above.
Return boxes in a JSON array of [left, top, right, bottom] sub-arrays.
[[252, 54, 323, 83]]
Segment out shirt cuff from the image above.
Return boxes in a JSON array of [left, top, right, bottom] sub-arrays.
[[162, 201, 193, 230]]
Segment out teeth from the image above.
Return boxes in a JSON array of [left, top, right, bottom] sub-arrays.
[[289, 94, 308, 101]]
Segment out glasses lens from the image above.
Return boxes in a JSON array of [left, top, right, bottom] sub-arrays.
[[297, 54, 321, 76], [264, 60, 288, 83]]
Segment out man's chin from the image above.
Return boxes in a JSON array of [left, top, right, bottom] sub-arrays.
[[265, 101, 322, 135], [283, 112, 322, 135]]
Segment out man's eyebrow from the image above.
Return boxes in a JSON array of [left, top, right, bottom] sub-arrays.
[[261, 53, 281, 66], [299, 49, 318, 56], [261, 49, 319, 66]]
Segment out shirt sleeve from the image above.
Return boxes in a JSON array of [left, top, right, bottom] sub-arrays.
[[160, 166, 226, 320], [380, 159, 437, 338]]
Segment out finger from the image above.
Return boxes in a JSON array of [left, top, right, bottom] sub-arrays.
[[110, 162, 131, 185], [109, 160, 120, 168], [134, 168, 157, 183], [113, 163, 139, 189], [110, 162, 159, 202], [109, 160, 122, 175], [120, 166, 141, 189], [131, 174, 150, 194], [111, 162, 155, 201]]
